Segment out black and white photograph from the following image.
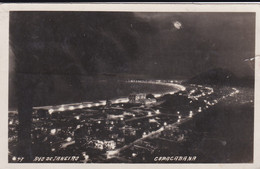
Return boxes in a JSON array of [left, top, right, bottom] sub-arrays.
[[5, 6, 257, 164]]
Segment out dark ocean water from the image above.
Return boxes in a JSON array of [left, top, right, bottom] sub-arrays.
[[9, 75, 178, 108]]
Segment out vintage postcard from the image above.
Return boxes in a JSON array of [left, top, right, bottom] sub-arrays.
[[0, 3, 259, 169]]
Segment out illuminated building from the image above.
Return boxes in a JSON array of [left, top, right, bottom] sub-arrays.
[[128, 93, 146, 104]]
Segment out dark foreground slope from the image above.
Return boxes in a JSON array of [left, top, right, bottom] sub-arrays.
[[178, 68, 255, 162], [180, 87, 254, 163]]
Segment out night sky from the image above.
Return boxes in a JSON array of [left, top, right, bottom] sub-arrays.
[[8, 12, 255, 108], [10, 12, 255, 79]]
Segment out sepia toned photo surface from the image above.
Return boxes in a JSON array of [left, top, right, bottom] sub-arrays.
[[8, 11, 255, 163]]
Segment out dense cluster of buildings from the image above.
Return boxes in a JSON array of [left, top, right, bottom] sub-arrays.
[[27, 93, 165, 155], [9, 82, 232, 162], [26, 88, 202, 155]]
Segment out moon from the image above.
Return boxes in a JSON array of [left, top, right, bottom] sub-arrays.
[[173, 21, 182, 30]]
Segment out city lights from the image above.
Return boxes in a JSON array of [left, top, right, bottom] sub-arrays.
[[26, 80, 244, 163], [78, 105, 84, 109], [132, 153, 137, 157], [198, 107, 202, 112], [66, 137, 72, 142], [69, 106, 75, 110], [58, 106, 65, 112], [48, 109, 54, 114], [50, 129, 56, 135]]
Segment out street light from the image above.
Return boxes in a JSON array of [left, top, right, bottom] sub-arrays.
[[48, 109, 54, 114], [69, 106, 75, 110]]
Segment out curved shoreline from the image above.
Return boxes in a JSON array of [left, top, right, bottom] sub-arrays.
[[33, 80, 186, 113], [125, 80, 186, 97]]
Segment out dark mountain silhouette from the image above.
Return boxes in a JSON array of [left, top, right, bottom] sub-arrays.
[[185, 68, 238, 86], [185, 68, 254, 87]]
